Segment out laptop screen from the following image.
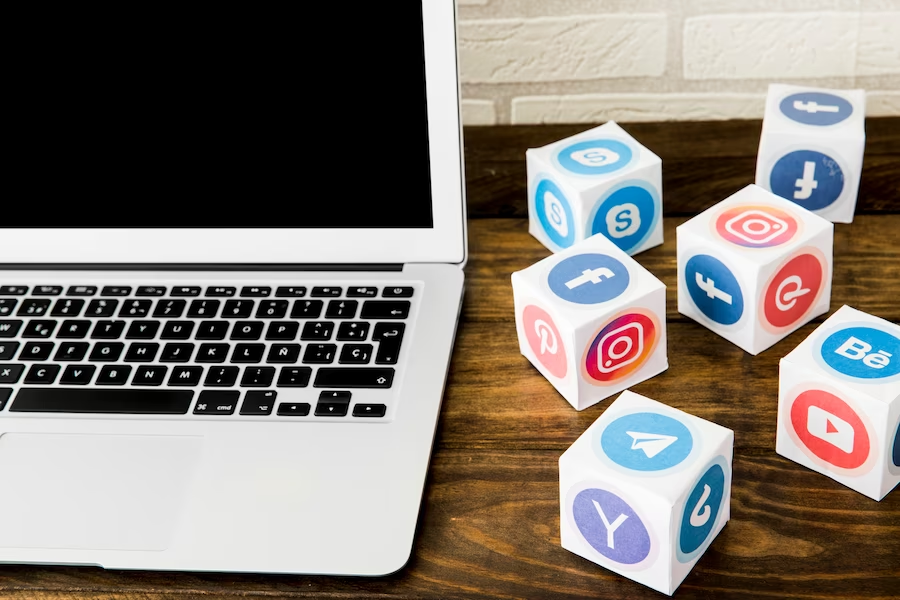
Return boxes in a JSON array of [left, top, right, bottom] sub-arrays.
[[9, 5, 432, 230]]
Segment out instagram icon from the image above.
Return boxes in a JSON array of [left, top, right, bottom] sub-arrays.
[[714, 205, 799, 248], [584, 310, 659, 384]]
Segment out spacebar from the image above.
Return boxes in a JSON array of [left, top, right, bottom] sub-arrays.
[[10, 388, 194, 414]]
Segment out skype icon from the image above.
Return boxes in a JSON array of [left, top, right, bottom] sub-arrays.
[[534, 177, 576, 249], [589, 182, 659, 254]]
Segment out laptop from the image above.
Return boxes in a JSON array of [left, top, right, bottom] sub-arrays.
[[0, 1, 465, 575]]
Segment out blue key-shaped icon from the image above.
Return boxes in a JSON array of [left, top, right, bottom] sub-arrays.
[[547, 253, 630, 305], [598, 412, 693, 472], [684, 255, 744, 326], [533, 178, 576, 249], [677, 457, 728, 562], [770, 150, 844, 212], [780, 92, 853, 126]]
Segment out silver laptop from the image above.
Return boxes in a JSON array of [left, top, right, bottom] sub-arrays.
[[0, 0, 465, 575]]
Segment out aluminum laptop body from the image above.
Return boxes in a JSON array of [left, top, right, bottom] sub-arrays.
[[0, 1, 465, 575]]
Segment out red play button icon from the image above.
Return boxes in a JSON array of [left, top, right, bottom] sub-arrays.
[[789, 389, 870, 469]]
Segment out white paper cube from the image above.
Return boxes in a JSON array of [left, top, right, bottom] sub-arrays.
[[513, 233, 667, 411], [560, 391, 734, 596], [526, 121, 663, 255], [756, 83, 866, 223], [776, 305, 900, 501], [677, 184, 833, 355]]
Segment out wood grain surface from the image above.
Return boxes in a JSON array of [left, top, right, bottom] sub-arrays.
[[0, 120, 897, 599]]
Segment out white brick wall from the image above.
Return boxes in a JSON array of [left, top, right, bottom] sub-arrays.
[[458, 1, 900, 125]]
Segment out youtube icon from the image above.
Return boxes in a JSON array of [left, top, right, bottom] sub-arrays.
[[790, 389, 871, 470]]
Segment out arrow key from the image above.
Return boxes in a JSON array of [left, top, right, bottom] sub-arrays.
[[353, 404, 386, 418]]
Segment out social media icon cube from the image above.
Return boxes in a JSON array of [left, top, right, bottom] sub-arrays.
[[527, 121, 663, 256], [677, 184, 833, 355], [777, 305, 900, 501], [560, 391, 733, 595], [513, 232, 667, 410], [756, 83, 865, 223]]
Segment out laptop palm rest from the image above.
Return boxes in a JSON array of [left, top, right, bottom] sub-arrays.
[[0, 432, 202, 552]]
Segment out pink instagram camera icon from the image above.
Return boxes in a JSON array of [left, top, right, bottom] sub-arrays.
[[598, 321, 644, 373], [715, 204, 799, 248]]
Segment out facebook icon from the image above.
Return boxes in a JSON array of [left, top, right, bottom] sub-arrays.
[[548, 253, 630, 305], [771, 150, 844, 211], [780, 92, 853, 126]]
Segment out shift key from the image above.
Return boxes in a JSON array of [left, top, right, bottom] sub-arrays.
[[314, 368, 394, 388]]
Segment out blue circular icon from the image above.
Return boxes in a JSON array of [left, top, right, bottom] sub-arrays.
[[770, 150, 844, 211], [534, 178, 576, 249], [547, 253, 630, 305], [892, 420, 900, 469], [820, 326, 900, 380], [598, 412, 694, 472], [571, 487, 651, 565], [678, 458, 727, 562], [684, 254, 744, 326], [780, 92, 853, 126], [556, 139, 633, 176], [589, 182, 658, 254]]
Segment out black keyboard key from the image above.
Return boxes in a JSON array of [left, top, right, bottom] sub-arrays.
[[353, 404, 387, 417], [24, 364, 60, 385], [96, 365, 132, 385], [197, 343, 230, 363], [55, 342, 89, 361], [57, 320, 91, 339], [90, 342, 124, 362], [0, 299, 17, 316], [91, 321, 126, 339], [101, 286, 132, 297], [315, 392, 352, 417], [339, 344, 373, 364], [86, 299, 118, 317], [17, 299, 51, 316], [195, 320, 229, 340], [232, 343, 265, 363], [51, 299, 84, 317], [326, 300, 358, 319], [266, 321, 299, 341], [160, 321, 194, 340], [241, 366, 275, 387], [383, 286, 414, 298], [301, 321, 334, 341], [11, 387, 192, 414], [136, 286, 166, 297], [170, 286, 201, 297], [125, 343, 160, 362], [277, 367, 311, 387], [0, 342, 19, 360], [275, 287, 306, 297], [67, 286, 97, 296], [303, 344, 336, 364], [126, 320, 161, 340], [0, 364, 25, 384], [206, 286, 236, 297], [311, 287, 342, 298], [0, 320, 23, 338], [291, 299, 324, 319], [241, 286, 271, 297], [314, 368, 394, 388], [240, 390, 277, 415], [347, 287, 378, 298], [154, 299, 186, 318], [231, 321, 264, 340], [361, 301, 410, 320], [267, 344, 301, 364], [1, 286, 28, 295], [133, 366, 168, 386], [188, 300, 221, 318], [277, 402, 310, 416], [20, 342, 54, 361], [372, 322, 406, 341], [160, 343, 194, 362], [0, 388, 10, 411], [373, 323, 406, 365], [205, 366, 239, 387], [168, 366, 204, 386], [375, 340, 403, 365], [194, 390, 239, 415], [256, 300, 288, 319], [120, 300, 152, 317], [32, 286, 63, 296], [21, 320, 57, 338], [223, 300, 254, 318], [59, 365, 96, 385]]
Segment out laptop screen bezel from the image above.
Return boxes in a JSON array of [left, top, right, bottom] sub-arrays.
[[0, 0, 466, 267]]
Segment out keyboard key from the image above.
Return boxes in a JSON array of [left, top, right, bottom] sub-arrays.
[[206, 287, 236, 297], [67, 286, 97, 296], [51, 299, 84, 317], [55, 342, 89, 361], [256, 300, 288, 319], [315, 391, 352, 417], [373, 322, 406, 365], [126, 320, 161, 340], [195, 320, 229, 340], [240, 390, 277, 415], [59, 365, 96, 385], [194, 390, 239, 415], [339, 344, 373, 364], [120, 300, 152, 317], [136, 286, 166, 297], [96, 365, 132, 385], [0, 320, 23, 338], [301, 321, 334, 341], [18, 299, 51, 316], [241, 286, 271, 297], [91, 321, 126, 339], [223, 300, 254, 318], [168, 366, 204, 386], [1, 286, 28, 295], [275, 287, 306, 297], [32, 286, 63, 296], [291, 300, 323, 319], [230, 321, 264, 340], [314, 368, 394, 388], [267, 344, 301, 363], [20, 342, 54, 361], [382, 286, 414, 298], [101, 286, 132, 297], [125, 343, 160, 362], [241, 366, 275, 387], [24, 364, 60, 385], [0, 388, 10, 410], [57, 320, 91, 339], [326, 300, 358, 319], [160, 321, 194, 340], [303, 344, 336, 364], [170, 286, 201, 297], [353, 404, 387, 417], [232, 343, 265, 363], [154, 299, 186, 318], [86, 299, 118, 317], [277, 367, 312, 387], [197, 343, 230, 363], [188, 300, 221, 318], [373, 322, 405, 342], [0, 299, 17, 316], [161, 343, 194, 362], [21, 320, 57, 339], [277, 402, 310, 416], [265, 321, 299, 340], [133, 366, 168, 386], [0, 364, 25, 384], [90, 342, 124, 362], [347, 287, 378, 298], [0, 342, 19, 360], [205, 366, 239, 387], [311, 287, 342, 297], [361, 300, 410, 320], [11, 387, 193, 414]]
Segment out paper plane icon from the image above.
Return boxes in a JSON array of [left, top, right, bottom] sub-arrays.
[[626, 431, 678, 458]]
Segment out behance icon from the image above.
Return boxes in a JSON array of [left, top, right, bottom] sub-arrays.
[[820, 326, 900, 381]]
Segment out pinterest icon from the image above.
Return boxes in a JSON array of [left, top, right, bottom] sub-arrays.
[[522, 305, 567, 378]]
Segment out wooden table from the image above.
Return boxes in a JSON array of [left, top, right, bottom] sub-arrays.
[[2, 120, 897, 599]]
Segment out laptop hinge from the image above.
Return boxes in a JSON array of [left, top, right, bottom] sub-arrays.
[[0, 263, 405, 272]]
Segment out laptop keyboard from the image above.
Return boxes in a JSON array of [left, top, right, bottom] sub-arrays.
[[0, 282, 416, 420]]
